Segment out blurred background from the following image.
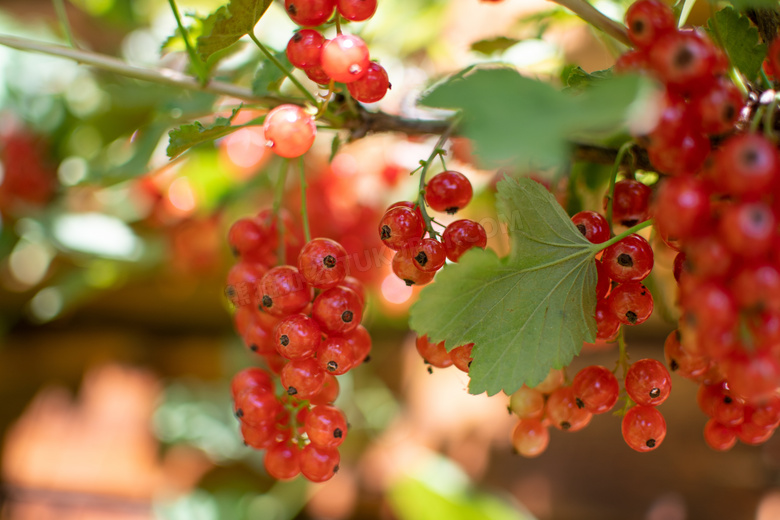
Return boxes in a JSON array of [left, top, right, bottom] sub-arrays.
[[0, 0, 779, 519]]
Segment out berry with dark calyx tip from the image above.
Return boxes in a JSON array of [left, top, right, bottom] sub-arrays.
[[298, 237, 348, 290], [653, 176, 711, 241], [406, 238, 446, 273], [424, 170, 473, 214], [342, 324, 372, 369], [305, 405, 348, 448], [284, 0, 335, 26], [595, 298, 621, 341], [321, 34, 370, 83], [571, 211, 610, 244], [274, 313, 322, 360], [312, 286, 363, 335], [317, 336, 356, 375], [703, 419, 737, 451], [280, 357, 325, 399], [286, 29, 325, 69], [624, 0, 675, 49], [605, 179, 652, 228], [231, 367, 273, 399], [347, 62, 391, 103], [300, 444, 340, 482], [546, 386, 592, 432], [241, 315, 277, 356], [608, 282, 653, 326], [572, 365, 620, 414], [263, 104, 317, 158], [228, 217, 269, 259], [511, 418, 550, 458], [713, 133, 778, 197], [415, 335, 453, 369], [259, 266, 314, 317], [234, 387, 283, 427], [337, 0, 377, 21], [711, 387, 745, 427], [509, 386, 545, 420], [241, 421, 275, 450], [719, 201, 776, 259], [692, 76, 745, 136], [379, 206, 425, 250], [226, 262, 268, 307], [392, 248, 436, 286], [648, 29, 720, 94], [310, 372, 340, 405], [264, 442, 301, 480], [304, 65, 331, 85], [622, 405, 666, 452], [441, 219, 488, 262], [601, 233, 654, 283], [664, 329, 710, 380], [625, 358, 672, 406], [450, 343, 474, 373]]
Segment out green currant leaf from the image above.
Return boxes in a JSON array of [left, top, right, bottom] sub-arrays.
[[469, 37, 520, 56], [725, 0, 778, 11], [167, 108, 242, 159], [252, 49, 293, 96], [708, 6, 767, 81], [196, 0, 273, 61], [409, 177, 598, 396], [418, 66, 649, 170], [563, 65, 613, 91]]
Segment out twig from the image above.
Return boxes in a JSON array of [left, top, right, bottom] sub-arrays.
[[167, 0, 208, 82], [548, 0, 631, 47]]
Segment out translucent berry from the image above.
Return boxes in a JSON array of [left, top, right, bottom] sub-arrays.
[[441, 219, 487, 261], [606, 179, 652, 228], [511, 418, 550, 457], [274, 314, 322, 360], [622, 405, 666, 452], [415, 335, 453, 369], [300, 444, 340, 482], [305, 405, 348, 448], [571, 211, 610, 243], [509, 386, 545, 420], [312, 286, 363, 335], [450, 343, 473, 372], [337, 0, 377, 21], [379, 206, 425, 250], [424, 171, 473, 214], [298, 237, 348, 289], [347, 62, 390, 103], [321, 34, 370, 83], [392, 248, 436, 286], [625, 358, 672, 406], [608, 282, 654, 325], [259, 266, 313, 317], [546, 386, 592, 432], [286, 29, 325, 69], [285, 0, 336, 26], [572, 365, 620, 414], [263, 104, 317, 158], [264, 442, 301, 480], [281, 357, 325, 399], [406, 238, 446, 272], [601, 234, 654, 283], [625, 0, 675, 49], [703, 419, 737, 451]]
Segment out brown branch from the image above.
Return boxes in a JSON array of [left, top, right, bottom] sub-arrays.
[[746, 8, 780, 44]]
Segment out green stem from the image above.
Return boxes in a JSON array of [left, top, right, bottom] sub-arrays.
[[335, 15, 343, 35], [764, 94, 778, 140], [604, 142, 634, 235], [591, 219, 654, 253], [299, 157, 312, 243], [249, 32, 318, 106], [614, 328, 630, 377], [52, 0, 77, 48], [167, 0, 208, 82], [416, 125, 457, 238], [273, 160, 289, 264], [761, 67, 774, 91], [751, 105, 766, 133]]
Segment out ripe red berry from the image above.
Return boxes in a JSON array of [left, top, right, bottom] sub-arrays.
[[286, 29, 325, 69], [310, 372, 340, 405], [713, 133, 778, 197], [509, 387, 545, 420], [648, 30, 720, 94], [226, 262, 267, 308], [622, 405, 666, 452], [337, 0, 377, 21], [281, 357, 325, 398], [304, 65, 331, 85], [285, 0, 336, 26], [379, 206, 425, 250], [347, 62, 390, 103], [624, 0, 675, 49], [228, 217, 269, 259], [312, 286, 363, 335], [317, 336, 356, 375], [392, 248, 436, 286], [685, 234, 732, 279], [424, 171, 473, 214], [450, 343, 474, 372], [510, 418, 550, 457], [571, 211, 610, 243], [441, 219, 488, 261], [653, 176, 711, 241], [415, 335, 453, 369], [264, 442, 301, 480], [299, 444, 340, 482], [404, 238, 446, 272], [546, 386, 592, 432], [595, 259, 611, 299], [263, 104, 317, 158], [719, 201, 775, 258], [601, 234, 654, 283], [726, 350, 780, 402], [608, 282, 653, 325], [625, 359, 672, 406], [241, 421, 275, 450], [606, 179, 652, 228], [259, 266, 313, 317], [274, 314, 322, 360], [231, 367, 273, 399], [692, 76, 745, 136], [321, 34, 370, 83], [664, 329, 710, 380], [234, 387, 283, 427], [731, 262, 780, 313], [342, 324, 372, 369], [703, 419, 737, 451], [595, 298, 621, 341], [646, 127, 710, 176], [572, 365, 620, 414], [298, 237, 348, 289], [305, 405, 348, 448]]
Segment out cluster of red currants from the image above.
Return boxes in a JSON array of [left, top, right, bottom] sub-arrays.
[[284, 0, 390, 103], [415, 334, 473, 374], [509, 359, 672, 456], [571, 178, 655, 341], [618, 0, 780, 449], [226, 212, 371, 481], [378, 170, 487, 286]]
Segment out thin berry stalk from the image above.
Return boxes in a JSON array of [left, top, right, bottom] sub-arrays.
[[249, 32, 319, 106], [416, 123, 457, 239], [274, 159, 289, 263], [592, 219, 654, 252], [604, 141, 634, 236], [167, 0, 208, 83], [299, 157, 312, 243]]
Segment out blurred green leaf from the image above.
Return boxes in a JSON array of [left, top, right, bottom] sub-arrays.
[[167, 108, 241, 159], [726, 0, 778, 10], [252, 50, 292, 96], [197, 0, 273, 61], [708, 7, 767, 81], [470, 37, 520, 56], [564, 66, 613, 90]]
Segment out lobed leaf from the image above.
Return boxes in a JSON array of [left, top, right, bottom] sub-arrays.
[[708, 6, 767, 81], [167, 108, 242, 159], [196, 0, 273, 61]]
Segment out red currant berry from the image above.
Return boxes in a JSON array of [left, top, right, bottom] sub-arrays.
[[653, 176, 711, 240], [450, 343, 473, 373], [625, 358, 672, 406], [347, 62, 390, 103], [234, 387, 282, 427], [726, 350, 780, 402], [286, 29, 325, 69], [312, 286, 362, 335], [648, 30, 720, 94], [608, 282, 653, 325], [339, 276, 366, 309], [692, 76, 745, 136], [337, 0, 377, 21], [510, 418, 549, 457], [572, 365, 619, 414], [703, 419, 737, 451], [263, 105, 316, 159], [415, 335, 453, 369], [571, 211, 610, 243], [595, 259, 611, 299], [646, 127, 710, 176], [720, 201, 776, 258], [606, 179, 652, 228], [622, 405, 666, 452], [285, 0, 335, 26], [534, 368, 564, 394], [441, 219, 487, 262], [424, 170, 473, 214], [713, 133, 778, 197], [264, 442, 301, 480], [280, 357, 325, 399], [231, 367, 273, 399], [274, 314, 322, 360], [737, 421, 775, 445], [546, 386, 592, 432], [241, 421, 275, 449], [259, 266, 313, 317], [379, 206, 425, 250], [321, 34, 370, 83], [685, 280, 738, 332], [241, 313, 277, 356], [672, 252, 687, 283], [305, 405, 348, 448], [595, 298, 621, 341], [298, 237, 348, 289], [228, 217, 269, 259], [624, 0, 675, 49], [731, 262, 780, 313], [225, 262, 267, 308], [299, 444, 340, 482], [664, 329, 710, 380], [614, 48, 649, 74], [310, 372, 340, 405], [405, 238, 446, 272], [392, 248, 436, 286], [304, 65, 331, 85], [509, 386, 545, 420], [685, 234, 732, 279], [342, 324, 372, 369], [601, 233, 654, 283], [317, 336, 356, 375]]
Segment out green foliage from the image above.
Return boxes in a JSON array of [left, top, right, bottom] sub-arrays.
[[167, 108, 243, 159], [252, 50, 293, 96], [196, 0, 273, 61], [419, 67, 649, 170], [409, 177, 598, 396], [470, 37, 520, 56], [563, 65, 613, 90], [726, 0, 779, 11], [708, 6, 767, 81]]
